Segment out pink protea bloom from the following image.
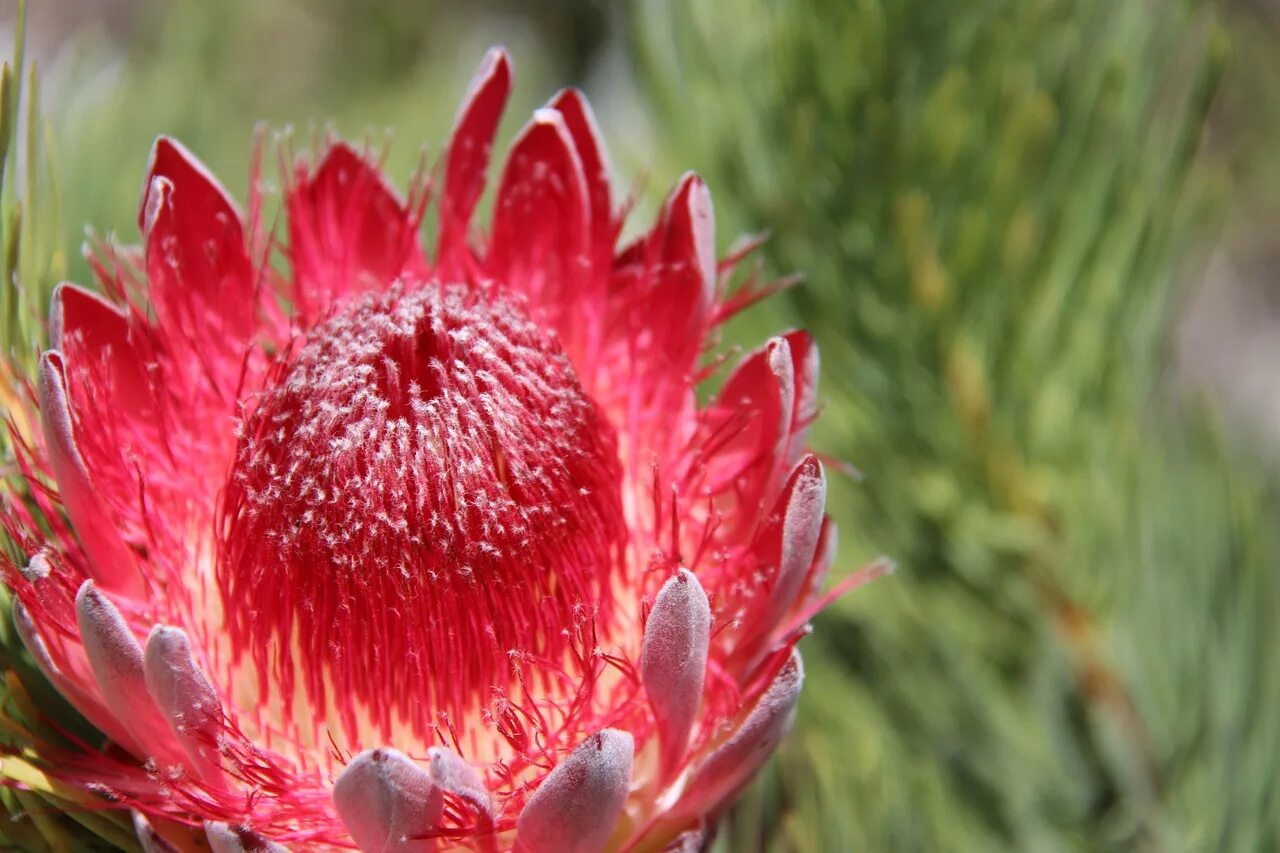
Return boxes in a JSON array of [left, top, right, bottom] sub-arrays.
[[3, 50, 882, 851]]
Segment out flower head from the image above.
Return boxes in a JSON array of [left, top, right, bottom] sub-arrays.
[[3, 49, 880, 851]]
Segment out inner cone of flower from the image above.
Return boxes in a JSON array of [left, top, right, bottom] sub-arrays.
[[3, 49, 879, 852]]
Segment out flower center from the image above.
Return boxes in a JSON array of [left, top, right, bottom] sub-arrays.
[[219, 284, 623, 747]]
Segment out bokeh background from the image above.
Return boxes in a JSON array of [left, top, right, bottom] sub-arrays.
[[3, 0, 1280, 849]]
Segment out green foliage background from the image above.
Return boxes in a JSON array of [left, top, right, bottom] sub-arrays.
[[1, 0, 1279, 849], [637, 0, 1280, 850]]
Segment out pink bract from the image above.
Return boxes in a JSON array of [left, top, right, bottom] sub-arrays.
[[2, 49, 878, 852]]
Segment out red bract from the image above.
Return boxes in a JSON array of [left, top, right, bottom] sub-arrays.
[[2, 50, 883, 851]]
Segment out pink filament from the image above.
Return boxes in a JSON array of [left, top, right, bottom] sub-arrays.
[[218, 283, 625, 743]]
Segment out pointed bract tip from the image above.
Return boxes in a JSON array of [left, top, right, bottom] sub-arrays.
[[428, 745, 494, 820], [45, 281, 128, 352], [334, 747, 443, 853], [642, 568, 711, 783], [549, 86, 586, 110], [139, 134, 245, 232], [454, 46, 513, 127], [681, 650, 804, 818], [143, 624, 225, 783], [672, 173, 716, 297], [205, 820, 289, 853], [74, 576, 97, 605], [515, 729, 634, 853], [480, 45, 512, 76]]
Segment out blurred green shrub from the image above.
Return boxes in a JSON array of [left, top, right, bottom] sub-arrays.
[[636, 1, 1280, 850]]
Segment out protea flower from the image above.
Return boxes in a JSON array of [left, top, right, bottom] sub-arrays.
[[2, 49, 880, 851]]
